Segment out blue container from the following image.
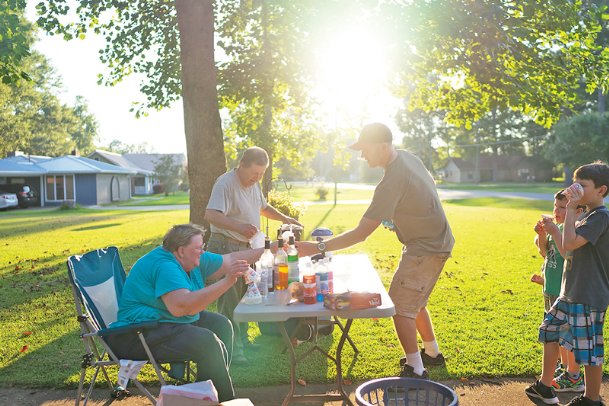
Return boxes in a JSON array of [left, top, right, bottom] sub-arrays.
[[355, 377, 458, 406]]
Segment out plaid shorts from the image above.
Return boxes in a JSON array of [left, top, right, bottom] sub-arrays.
[[539, 299, 606, 366]]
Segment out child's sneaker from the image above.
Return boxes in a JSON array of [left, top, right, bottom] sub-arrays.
[[565, 394, 604, 405], [525, 380, 559, 404], [554, 362, 566, 378], [552, 372, 585, 393]]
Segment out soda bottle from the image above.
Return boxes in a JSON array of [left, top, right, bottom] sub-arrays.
[[260, 238, 274, 294], [274, 239, 288, 290], [287, 235, 299, 284], [303, 265, 317, 305]]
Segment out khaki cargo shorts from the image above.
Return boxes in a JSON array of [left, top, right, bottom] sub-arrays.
[[388, 253, 450, 319]]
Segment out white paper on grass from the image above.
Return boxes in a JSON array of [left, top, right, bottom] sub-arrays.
[[157, 380, 219, 406]]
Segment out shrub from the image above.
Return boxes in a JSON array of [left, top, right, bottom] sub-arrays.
[[316, 187, 329, 201], [59, 201, 79, 210], [153, 183, 166, 194], [267, 190, 305, 220]]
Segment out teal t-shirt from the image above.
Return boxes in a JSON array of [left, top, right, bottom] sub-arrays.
[[543, 223, 564, 297], [112, 246, 223, 328]]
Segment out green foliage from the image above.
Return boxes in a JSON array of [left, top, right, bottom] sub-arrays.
[[267, 190, 305, 220], [315, 187, 328, 201], [0, 0, 32, 84], [389, 1, 609, 128], [153, 155, 183, 196], [103, 139, 152, 154], [36, 0, 182, 117], [545, 112, 609, 168], [0, 52, 98, 157], [216, 1, 323, 192]]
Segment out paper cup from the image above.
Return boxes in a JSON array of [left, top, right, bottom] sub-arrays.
[[249, 231, 266, 249]]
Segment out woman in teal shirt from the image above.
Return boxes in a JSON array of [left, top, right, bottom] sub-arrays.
[[107, 224, 262, 401]]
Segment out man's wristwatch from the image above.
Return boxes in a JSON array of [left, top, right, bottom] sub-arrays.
[[317, 241, 327, 255]]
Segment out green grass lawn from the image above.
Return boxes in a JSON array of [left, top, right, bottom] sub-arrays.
[[275, 183, 374, 202], [0, 198, 578, 389]]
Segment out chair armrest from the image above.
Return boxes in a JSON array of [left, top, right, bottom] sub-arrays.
[[98, 321, 159, 337]]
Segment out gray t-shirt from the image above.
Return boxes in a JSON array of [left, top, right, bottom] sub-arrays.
[[206, 169, 267, 242], [364, 150, 454, 256], [560, 205, 609, 309]]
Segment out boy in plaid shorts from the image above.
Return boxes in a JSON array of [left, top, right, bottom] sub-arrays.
[[525, 162, 609, 406]]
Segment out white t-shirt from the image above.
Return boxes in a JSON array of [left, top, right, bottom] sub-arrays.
[[206, 169, 268, 242]]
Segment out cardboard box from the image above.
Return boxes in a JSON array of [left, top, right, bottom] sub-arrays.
[[323, 292, 381, 310]]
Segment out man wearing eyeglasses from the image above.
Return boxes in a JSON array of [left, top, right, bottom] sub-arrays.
[[107, 224, 264, 402], [205, 146, 302, 364]]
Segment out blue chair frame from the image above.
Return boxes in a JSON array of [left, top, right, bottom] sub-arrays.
[[67, 247, 170, 405]]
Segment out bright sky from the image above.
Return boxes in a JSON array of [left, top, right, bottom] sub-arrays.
[[27, 3, 402, 154], [27, 4, 186, 154]]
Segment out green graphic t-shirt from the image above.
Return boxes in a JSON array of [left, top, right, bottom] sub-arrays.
[[543, 223, 564, 297]]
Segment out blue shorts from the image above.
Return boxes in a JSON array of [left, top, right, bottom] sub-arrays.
[[539, 299, 606, 366]]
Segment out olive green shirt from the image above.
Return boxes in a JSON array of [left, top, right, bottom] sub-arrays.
[[364, 150, 454, 255]]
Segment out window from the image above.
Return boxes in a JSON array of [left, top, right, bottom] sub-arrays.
[[46, 175, 75, 201]]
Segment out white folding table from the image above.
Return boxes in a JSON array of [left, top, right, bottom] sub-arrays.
[[234, 254, 396, 406]]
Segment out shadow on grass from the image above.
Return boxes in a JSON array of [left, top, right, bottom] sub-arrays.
[[0, 237, 160, 311], [0, 209, 147, 241], [0, 237, 165, 387], [72, 223, 122, 232], [303, 206, 336, 240]]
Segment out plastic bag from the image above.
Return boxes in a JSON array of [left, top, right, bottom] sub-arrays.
[[117, 359, 147, 389]]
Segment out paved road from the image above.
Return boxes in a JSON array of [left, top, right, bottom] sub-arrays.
[[88, 189, 553, 211]]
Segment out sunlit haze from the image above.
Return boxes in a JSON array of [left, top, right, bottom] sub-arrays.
[[312, 26, 402, 140], [27, 3, 403, 154]]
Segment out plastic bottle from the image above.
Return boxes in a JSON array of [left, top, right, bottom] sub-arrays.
[[256, 261, 268, 299], [324, 258, 333, 294], [303, 264, 317, 305], [287, 235, 299, 284], [243, 267, 262, 305], [260, 238, 274, 294], [274, 239, 288, 290], [316, 260, 329, 300]]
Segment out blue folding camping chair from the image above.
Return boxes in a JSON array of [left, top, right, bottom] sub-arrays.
[[67, 246, 191, 405]]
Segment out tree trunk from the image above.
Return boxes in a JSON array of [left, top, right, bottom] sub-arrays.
[[175, 0, 226, 230]]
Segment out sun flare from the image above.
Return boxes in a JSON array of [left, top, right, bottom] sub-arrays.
[[314, 27, 394, 128]]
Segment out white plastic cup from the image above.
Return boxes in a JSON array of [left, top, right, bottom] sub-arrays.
[[249, 231, 266, 249]]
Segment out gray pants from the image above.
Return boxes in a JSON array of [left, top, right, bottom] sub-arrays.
[[207, 233, 251, 357], [106, 311, 235, 401]]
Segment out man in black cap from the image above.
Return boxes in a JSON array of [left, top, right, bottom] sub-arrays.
[[297, 122, 454, 378]]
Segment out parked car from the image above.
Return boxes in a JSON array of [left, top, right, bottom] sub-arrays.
[[0, 191, 18, 210], [0, 184, 39, 208]]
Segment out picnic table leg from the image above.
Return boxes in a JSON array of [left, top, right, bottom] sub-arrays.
[[334, 316, 359, 353], [335, 318, 354, 406], [279, 322, 296, 406]]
